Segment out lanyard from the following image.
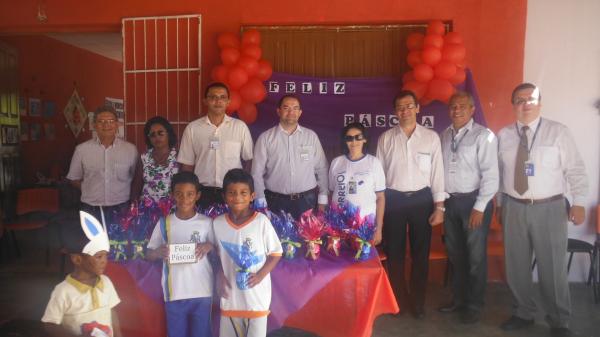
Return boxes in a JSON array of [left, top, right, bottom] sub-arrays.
[[450, 128, 469, 153], [516, 118, 542, 155]]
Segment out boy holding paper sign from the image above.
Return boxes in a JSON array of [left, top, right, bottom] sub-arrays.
[[147, 172, 215, 337]]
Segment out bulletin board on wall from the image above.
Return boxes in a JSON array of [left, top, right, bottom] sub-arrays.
[[243, 22, 451, 78]]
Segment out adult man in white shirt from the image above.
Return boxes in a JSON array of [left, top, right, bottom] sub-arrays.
[[497, 83, 588, 337], [251, 94, 329, 219], [376, 90, 445, 319], [178, 82, 253, 208], [67, 105, 138, 224], [438, 91, 499, 324]]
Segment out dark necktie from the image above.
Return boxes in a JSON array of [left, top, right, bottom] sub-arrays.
[[514, 125, 529, 195]]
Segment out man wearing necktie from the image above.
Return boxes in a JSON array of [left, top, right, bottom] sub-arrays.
[[497, 83, 588, 337]]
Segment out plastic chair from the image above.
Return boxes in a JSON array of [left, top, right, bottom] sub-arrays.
[[429, 223, 451, 286], [4, 188, 60, 265]]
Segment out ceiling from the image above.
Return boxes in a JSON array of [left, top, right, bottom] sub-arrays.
[[45, 32, 122, 62]]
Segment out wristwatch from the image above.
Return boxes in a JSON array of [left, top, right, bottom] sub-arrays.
[[436, 206, 446, 212]]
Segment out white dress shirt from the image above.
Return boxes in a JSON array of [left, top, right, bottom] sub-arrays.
[[440, 119, 499, 211], [67, 137, 138, 206], [177, 115, 253, 188], [252, 124, 329, 205], [376, 124, 445, 202], [498, 116, 588, 206]]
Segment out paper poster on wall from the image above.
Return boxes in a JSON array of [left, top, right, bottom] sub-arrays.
[[29, 98, 41, 117], [1, 126, 19, 145], [63, 89, 87, 137], [44, 123, 56, 140], [43, 101, 56, 118], [19, 97, 27, 116], [20, 122, 29, 141], [30, 123, 42, 141]]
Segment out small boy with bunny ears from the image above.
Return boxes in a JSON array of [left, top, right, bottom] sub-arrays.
[[42, 211, 122, 337]]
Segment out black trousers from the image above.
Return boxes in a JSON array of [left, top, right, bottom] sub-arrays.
[[443, 194, 492, 311], [80, 201, 129, 227], [383, 188, 433, 312], [265, 189, 317, 220], [197, 186, 224, 209]]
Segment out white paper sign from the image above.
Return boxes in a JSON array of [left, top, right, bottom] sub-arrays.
[[168, 243, 197, 264]]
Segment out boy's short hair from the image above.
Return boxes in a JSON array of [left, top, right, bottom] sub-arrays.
[[171, 171, 203, 192], [222, 169, 254, 193], [61, 221, 90, 254]]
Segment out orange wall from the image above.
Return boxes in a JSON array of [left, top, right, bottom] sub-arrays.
[[0, 35, 122, 185], [0, 0, 527, 183]]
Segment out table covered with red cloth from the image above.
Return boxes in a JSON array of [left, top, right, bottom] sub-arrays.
[[106, 250, 398, 337]]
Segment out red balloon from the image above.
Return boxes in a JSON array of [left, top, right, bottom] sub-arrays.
[[444, 32, 463, 45], [236, 56, 259, 77], [407, 51, 422, 68], [226, 91, 242, 114], [420, 95, 434, 106], [434, 61, 457, 80], [217, 32, 240, 49], [426, 20, 446, 35], [406, 33, 425, 51], [240, 79, 267, 104], [255, 59, 273, 81], [449, 68, 466, 85], [220, 48, 240, 66], [426, 79, 455, 103], [402, 80, 427, 99], [423, 34, 444, 49], [237, 102, 258, 124], [227, 66, 249, 90], [242, 45, 262, 60], [242, 29, 261, 46], [442, 43, 466, 63], [413, 63, 434, 83], [402, 71, 415, 84], [211, 65, 229, 83], [421, 46, 442, 66]]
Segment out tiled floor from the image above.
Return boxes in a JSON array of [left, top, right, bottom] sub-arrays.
[[1, 228, 599, 337]]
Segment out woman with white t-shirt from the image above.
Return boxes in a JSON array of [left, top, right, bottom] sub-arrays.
[[328, 122, 386, 244]]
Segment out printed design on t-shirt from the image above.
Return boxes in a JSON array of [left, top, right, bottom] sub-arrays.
[[220, 238, 265, 290], [189, 231, 202, 243]]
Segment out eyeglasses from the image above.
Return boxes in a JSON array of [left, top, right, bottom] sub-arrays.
[[148, 130, 166, 138], [96, 119, 116, 125], [344, 134, 365, 142], [513, 97, 539, 106], [395, 103, 417, 111], [280, 106, 301, 113], [206, 95, 229, 101]]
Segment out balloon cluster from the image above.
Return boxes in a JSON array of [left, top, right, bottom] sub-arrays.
[[402, 20, 467, 105], [211, 29, 274, 124]]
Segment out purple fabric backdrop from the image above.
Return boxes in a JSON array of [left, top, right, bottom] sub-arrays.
[[248, 69, 485, 160]]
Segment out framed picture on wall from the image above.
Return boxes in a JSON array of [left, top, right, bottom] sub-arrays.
[[29, 98, 41, 117], [43, 101, 56, 118], [20, 122, 29, 141], [19, 96, 27, 116], [1, 125, 19, 145], [44, 123, 55, 140]]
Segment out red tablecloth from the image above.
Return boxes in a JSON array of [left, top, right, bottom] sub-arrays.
[[106, 256, 398, 337]]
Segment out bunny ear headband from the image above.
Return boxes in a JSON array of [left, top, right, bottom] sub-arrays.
[[79, 211, 110, 255]]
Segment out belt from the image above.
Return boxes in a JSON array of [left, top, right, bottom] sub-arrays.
[[449, 190, 479, 198], [201, 186, 223, 194], [265, 187, 317, 201], [390, 187, 429, 197], [506, 193, 564, 205]]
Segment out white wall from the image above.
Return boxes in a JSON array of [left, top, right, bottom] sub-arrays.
[[524, 0, 600, 281]]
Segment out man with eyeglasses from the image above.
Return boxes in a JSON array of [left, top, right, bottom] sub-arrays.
[[437, 91, 498, 324], [67, 105, 139, 225], [178, 82, 253, 208], [251, 94, 329, 219], [497, 83, 588, 337], [376, 90, 445, 319]]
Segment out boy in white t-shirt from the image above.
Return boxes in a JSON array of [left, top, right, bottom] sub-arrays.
[[213, 168, 282, 337], [147, 171, 215, 337], [42, 211, 121, 337]]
